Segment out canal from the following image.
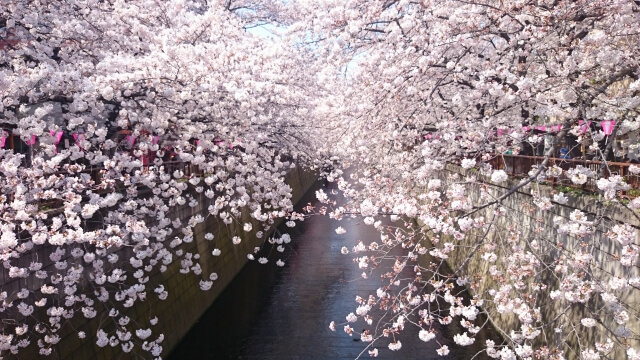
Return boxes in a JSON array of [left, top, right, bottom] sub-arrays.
[[168, 181, 500, 359]]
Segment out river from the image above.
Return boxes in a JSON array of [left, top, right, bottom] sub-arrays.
[[168, 181, 500, 359]]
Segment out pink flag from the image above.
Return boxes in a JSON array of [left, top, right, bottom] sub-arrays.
[[25, 134, 37, 146], [50, 130, 63, 144], [73, 133, 85, 150], [50, 130, 63, 153], [126, 135, 136, 147], [601, 120, 615, 136], [578, 120, 591, 133]]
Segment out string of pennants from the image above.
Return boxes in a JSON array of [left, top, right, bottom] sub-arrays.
[[0, 132, 164, 149], [0, 132, 216, 155], [1, 121, 617, 149], [519, 120, 615, 135], [421, 120, 617, 140]]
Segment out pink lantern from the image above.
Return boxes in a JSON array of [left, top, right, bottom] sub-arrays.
[[535, 125, 547, 132], [497, 129, 505, 137], [601, 120, 615, 136]]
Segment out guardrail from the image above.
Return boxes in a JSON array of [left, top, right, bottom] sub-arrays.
[[487, 155, 640, 197]]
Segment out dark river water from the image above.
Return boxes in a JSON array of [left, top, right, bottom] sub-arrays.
[[168, 181, 500, 359]]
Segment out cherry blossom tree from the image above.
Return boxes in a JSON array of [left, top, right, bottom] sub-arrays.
[[290, 0, 640, 359], [3, 0, 640, 359], [0, 0, 324, 357]]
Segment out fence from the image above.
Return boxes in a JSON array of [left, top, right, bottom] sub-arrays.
[[488, 155, 640, 197]]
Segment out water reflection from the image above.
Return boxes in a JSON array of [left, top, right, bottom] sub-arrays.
[[168, 181, 500, 359]]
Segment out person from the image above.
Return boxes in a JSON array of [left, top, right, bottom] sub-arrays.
[[559, 147, 571, 159]]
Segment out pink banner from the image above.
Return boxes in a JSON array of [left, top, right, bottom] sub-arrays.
[[0, 137, 5, 148], [601, 120, 615, 136]]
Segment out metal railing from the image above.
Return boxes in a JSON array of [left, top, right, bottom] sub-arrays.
[[488, 155, 640, 196]]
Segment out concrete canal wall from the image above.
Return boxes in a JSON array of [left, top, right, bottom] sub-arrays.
[[436, 164, 640, 359], [147, 165, 317, 359]]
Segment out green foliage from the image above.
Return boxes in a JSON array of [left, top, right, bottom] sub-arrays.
[[626, 188, 640, 198], [555, 185, 585, 197]]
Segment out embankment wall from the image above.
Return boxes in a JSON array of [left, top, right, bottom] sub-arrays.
[[1, 166, 317, 359], [436, 164, 640, 359]]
